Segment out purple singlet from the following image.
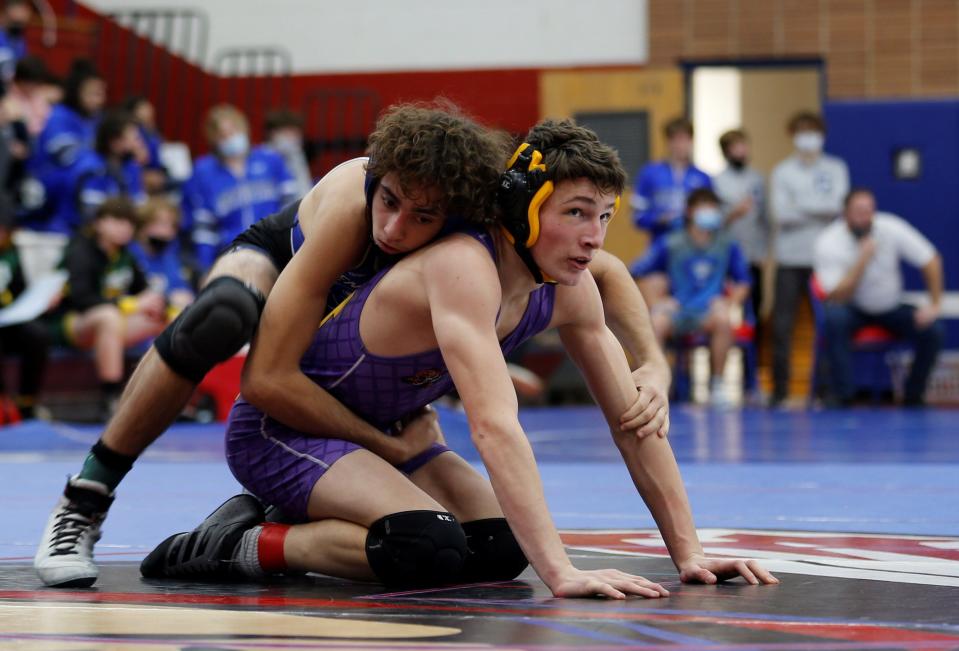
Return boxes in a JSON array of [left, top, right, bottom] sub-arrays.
[[225, 230, 556, 519]]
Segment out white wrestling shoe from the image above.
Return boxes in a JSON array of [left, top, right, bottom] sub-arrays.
[[34, 476, 114, 587]]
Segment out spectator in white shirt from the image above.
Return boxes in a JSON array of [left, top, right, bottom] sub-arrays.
[[769, 111, 849, 406], [813, 188, 943, 407]]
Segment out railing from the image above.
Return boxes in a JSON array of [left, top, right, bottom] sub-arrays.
[[38, 3, 383, 168], [305, 89, 381, 176], [93, 7, 211, 144], [209, 45, 293, 113]]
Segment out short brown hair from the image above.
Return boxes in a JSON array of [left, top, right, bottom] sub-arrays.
[[719, 129, 747, 156], [686, 187, 720, 212], [95, 196, 138, 223], [264, 109, 304, 133], [787, 111, 826, 134], [663, 116, 694, 139], [138, 196, 182, 230], [365, 100, 510, 226], [844, 187, 875, 208], [523, 119, 627, 196], [203, 104, 249, 144]]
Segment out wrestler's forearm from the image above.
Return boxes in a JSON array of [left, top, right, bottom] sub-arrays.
[[590, 250, 670, 382], [562, 324, 698, 567], [243, 369, 399, 460], [614, 432, 703, 568], [472, 421, 573, 586]]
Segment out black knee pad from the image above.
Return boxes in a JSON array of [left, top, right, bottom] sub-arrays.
[[365, 510, 467, 587], [154, 276, 265, 382], [461, 518, 529, 582]]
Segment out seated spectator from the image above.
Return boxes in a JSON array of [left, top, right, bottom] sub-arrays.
[[182, 104, 297, 272], [813, 188, 943, 407], [2, 57, 58, 211], [264, 108, 312, 197], [73, 110, 146, 222], [630, 188, 750, 406], [129, 197, 194, 314], [0, 0, 30, 87], [18, 60, 105, 283], [0, 203, 48, 419], [46, 197, 166, 418], [3, 55, 57, 140], [124, 95, 168, 195], [632, 116, 711, 239]]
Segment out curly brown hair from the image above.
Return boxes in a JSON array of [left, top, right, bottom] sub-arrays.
[[365, 101, 511, 225], [523, 119, 627, 196]]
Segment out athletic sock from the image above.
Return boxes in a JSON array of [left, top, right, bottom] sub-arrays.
[[76, 439, 137, 493], [231, 523, 290, 579]]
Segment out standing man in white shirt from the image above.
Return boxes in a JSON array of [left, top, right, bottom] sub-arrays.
[[813, 188, 943, 407], [769, 111, 849, 406]]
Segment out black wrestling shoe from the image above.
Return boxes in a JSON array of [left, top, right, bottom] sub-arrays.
[[140, 494, 264, 580]]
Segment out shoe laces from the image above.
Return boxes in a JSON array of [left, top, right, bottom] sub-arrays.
[[49, 503, 99, 556]]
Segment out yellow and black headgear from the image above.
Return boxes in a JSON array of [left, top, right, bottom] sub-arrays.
[[496, 143, 555, 283]]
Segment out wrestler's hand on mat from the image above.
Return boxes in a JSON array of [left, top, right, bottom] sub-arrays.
[[549, 567, 670, 599], [678, 554, 779, 585], [385, 406, 445, 465], [619, 382, 669, 440]]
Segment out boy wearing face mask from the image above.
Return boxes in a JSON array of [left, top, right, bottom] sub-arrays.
[[630, 188, 751, 406], [813, 188, 943, 407], [182, 104, 298, 272], [71, 111, 147, 223], [769, 111, 849, 407], [264, 109, 312, 198], [128, 197, 195, 316], [713, 129, 768, 336]]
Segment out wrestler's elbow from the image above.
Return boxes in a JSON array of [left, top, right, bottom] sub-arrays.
[[240, 365, 282, 410], [469, 413, 522, 451]]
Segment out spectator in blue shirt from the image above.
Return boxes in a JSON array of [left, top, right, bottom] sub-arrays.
[[632, 117, 712, 239], [129, 196, 195, 315], [124, 95, 169, 196], [181, 104, 297, 272], [631, 188, 750, 406], [71, 110, 147, 224], [0, 0, 30, 87], [17, 60, 106, 282]]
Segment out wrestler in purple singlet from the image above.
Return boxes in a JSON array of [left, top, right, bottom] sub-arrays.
[[225, 229, 556, 520]]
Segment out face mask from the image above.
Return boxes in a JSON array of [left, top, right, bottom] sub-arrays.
[[147, 236, 173, 252], [271, 134, 302, 155], [848, 223, 871, 240], [692, 207, 723, 231], [218, 132, 249, 158], [794, 131, 824, 154], [6, 22, 25, 37], [120, 150, 136, 164], [727, 157, 747, 170]]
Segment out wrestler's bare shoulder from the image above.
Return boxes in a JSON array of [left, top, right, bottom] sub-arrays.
[[298, 158, 369, 238]]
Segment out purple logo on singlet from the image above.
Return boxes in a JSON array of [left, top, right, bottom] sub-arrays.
[[402, 369, 447, 386]]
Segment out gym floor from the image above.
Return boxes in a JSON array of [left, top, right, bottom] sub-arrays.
[[1, 405, 957, 650]]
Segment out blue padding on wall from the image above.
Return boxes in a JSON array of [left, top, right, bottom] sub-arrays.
[[824, 99, 959, 347]]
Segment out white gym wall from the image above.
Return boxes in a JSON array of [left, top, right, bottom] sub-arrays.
[[83, 0, 649, 73]]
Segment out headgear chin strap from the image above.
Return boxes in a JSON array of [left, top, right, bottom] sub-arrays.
[[497, 143, 555, 284]]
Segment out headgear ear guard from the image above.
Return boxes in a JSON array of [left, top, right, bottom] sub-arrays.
[[497, 143, 555, 283]]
